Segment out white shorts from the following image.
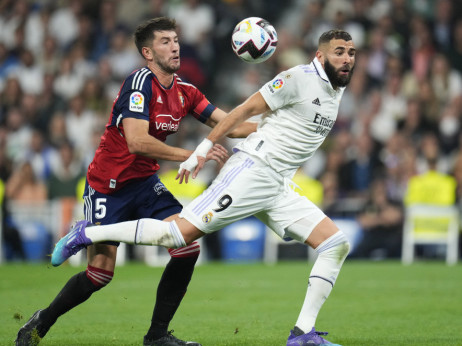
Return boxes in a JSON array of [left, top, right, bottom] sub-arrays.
[[180, 151, 326, 243]]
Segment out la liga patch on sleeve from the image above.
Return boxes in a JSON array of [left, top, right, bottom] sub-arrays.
[[129, 92, 144, 112]]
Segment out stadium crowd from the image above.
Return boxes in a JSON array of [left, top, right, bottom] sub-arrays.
[[1, 0, 462, 261]]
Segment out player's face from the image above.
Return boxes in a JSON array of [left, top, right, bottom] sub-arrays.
[[151, 30, 180, 74], [322, 39, 356, 89]]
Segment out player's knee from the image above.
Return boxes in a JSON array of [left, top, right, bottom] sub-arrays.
[[168, 241, 201, 258], [316, 231, 350, 260], [86, 264, 114, 289], [339, 239, 350, 259]]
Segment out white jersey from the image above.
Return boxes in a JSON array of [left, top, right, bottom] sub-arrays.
[[234, 57, 345, 178]]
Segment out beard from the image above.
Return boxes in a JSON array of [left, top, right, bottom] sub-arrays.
[[154, 56, 180, 74], [324, 58, 354, 88]]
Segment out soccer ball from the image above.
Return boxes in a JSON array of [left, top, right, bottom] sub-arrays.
[[231, 17, 278, 63]]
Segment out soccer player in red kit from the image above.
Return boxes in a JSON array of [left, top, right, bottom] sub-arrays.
[[16, 17, 256, 346]]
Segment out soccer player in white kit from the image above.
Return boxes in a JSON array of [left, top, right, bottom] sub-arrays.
[[52, 29, 356, 346]]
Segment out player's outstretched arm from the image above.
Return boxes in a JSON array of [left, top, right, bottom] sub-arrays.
[[206, 108, 258, 138], [208, 92, 269, 143], [177, 92, 269, 183], [122, 117, 228, 165]]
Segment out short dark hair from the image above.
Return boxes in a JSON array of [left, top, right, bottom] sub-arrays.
[[134, 17, 177, 56], [318, 30, 352, 46]]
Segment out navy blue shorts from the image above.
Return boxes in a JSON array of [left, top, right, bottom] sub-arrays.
[[83, 174, 182, 246]]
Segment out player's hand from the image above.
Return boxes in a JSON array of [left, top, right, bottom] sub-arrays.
[[205, 144, 229, 168], [176, 139, 213, 184]]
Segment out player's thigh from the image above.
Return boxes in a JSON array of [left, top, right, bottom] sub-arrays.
[[181, 152, 277, 233], [134, 174, 183, 220], [262, 188, 328, 243], [83, 181, 133, 225]]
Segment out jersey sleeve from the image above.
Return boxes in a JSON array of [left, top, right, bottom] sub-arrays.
[[117, 68, 153, 121], [187, 85, 216, 123], [259, 69, 301, 111]]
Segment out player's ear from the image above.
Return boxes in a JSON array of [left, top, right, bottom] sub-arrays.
[[142, 46, 153, 60], [315, 50, 325, 65]]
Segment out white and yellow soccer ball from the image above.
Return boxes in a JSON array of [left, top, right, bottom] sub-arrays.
[[231, 17, 278, 63]]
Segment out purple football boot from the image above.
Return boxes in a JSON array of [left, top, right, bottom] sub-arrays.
[[287, 327, 341, 346], [51, 220, 93, 266]]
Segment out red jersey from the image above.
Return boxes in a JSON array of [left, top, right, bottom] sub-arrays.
[[87, 67, 216, 194]]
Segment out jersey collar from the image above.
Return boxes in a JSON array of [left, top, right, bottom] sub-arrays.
[[312, 57, 346, 95], [150, 69, 176, 90]]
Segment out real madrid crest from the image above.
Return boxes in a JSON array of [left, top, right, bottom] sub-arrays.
[[202, 212, 213, 223]]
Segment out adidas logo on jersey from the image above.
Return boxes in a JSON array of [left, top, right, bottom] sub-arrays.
[[157, 95, 163, 103], [312, 98, 321, 106]]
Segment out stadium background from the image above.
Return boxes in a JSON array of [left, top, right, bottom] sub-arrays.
[[0, 0, 462, 263]]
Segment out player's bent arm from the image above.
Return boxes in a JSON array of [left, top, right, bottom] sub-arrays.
[[123, 117, 192, 161], [207, 91, 269, 143], [206, 108, 258, 138]]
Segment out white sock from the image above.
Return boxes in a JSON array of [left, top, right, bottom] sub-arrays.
[[85, 219, 186, 249], [295, 231, 350, 333]]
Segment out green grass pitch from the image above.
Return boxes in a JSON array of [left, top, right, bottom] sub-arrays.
[[1, 260, 462, 345]]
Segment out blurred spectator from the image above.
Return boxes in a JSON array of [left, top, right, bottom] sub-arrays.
[[96, 56, 120, 100], [0, 76, 22, 121], [34, 73, 66, 135], [4, 107, 31, 161], [417, 78, 441, 128], [9, 48, 44, 95], [365, 27, 389, 87], [437, 103, 461, 155], [37, 35, 61, 75], [397, 98, 427, 143], [5, 161, 47, 202], [48, 0, 81, 49], [429, 53, 462, 107], [53, 55, 84, 100], [169, 0, 215, 64], [24, 3, 51, 56], [69, 41, 97, 81], [0, 0, 29, 50], [47, 112, 68, 148], [0, 42, 19, 87], [0, 131, 11, 178], [81, 77, 107, 114], [17, 128, 56, 182], [352, 178, 404, 259], [106, 29, 141, 81], [416, 132, 450, 174], [409, 15, 435, 81], [47, 141, 83, 200], [64, 94, 98, 160], [342, 132, 383, 196], [405, 150, 457, 206], [447, 18, 462, 73], [71, 15, 95, 58], [432, 0, 454, 50], [91, 0, 128, 61], [1, 176, 26, 261], [380, 132, 413, 202]]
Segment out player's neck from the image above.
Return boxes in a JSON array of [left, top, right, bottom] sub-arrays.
[[147, 64, 174, 88]]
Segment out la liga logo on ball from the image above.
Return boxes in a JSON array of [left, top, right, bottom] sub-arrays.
[[231, 17, 277, 63]]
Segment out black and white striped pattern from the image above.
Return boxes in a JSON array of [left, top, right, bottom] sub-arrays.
[[192, 157, 254, 216], [84, 185, 96, 223], [131, 68, 152, 90]]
